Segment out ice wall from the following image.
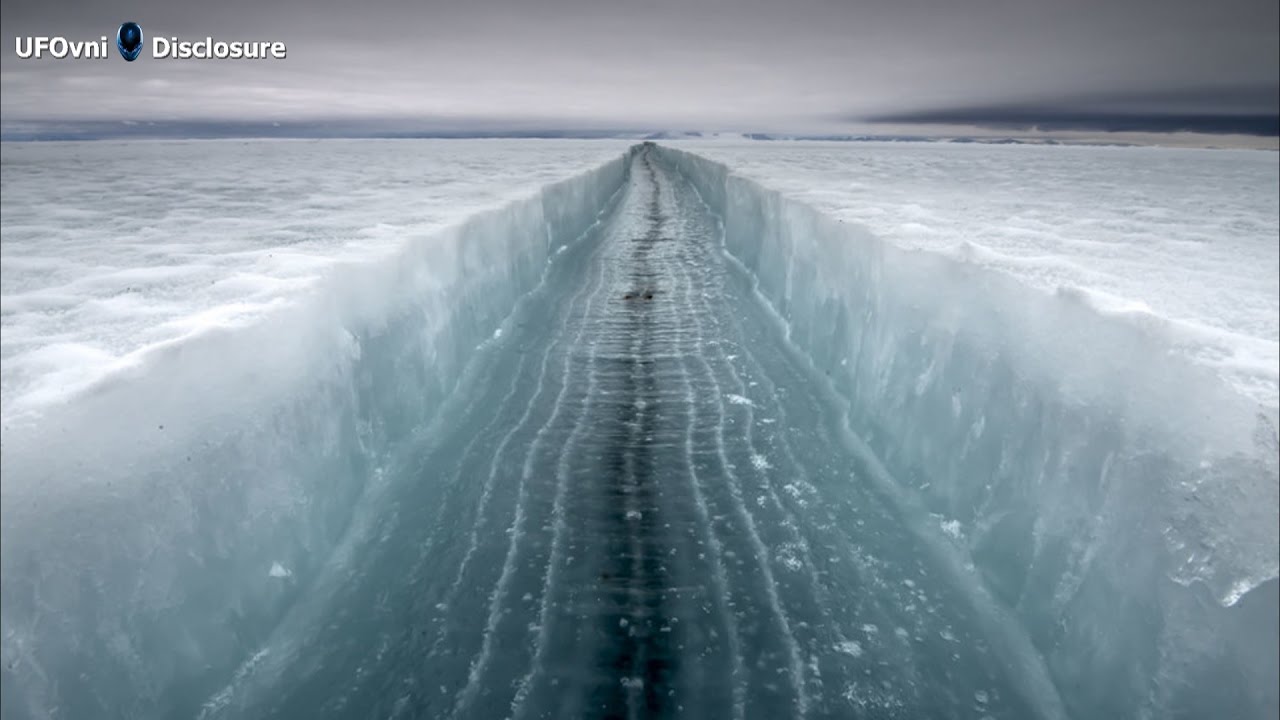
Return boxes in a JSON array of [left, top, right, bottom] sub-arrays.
[[0, 150, 634, 719], [654, 145, 1279, 720]]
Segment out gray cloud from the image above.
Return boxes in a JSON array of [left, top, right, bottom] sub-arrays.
[[2, 0, 1276, 133], [865, 85, 1280, 135]]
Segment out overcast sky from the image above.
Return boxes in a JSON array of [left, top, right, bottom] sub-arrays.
[[2, 0, 1277, 134]]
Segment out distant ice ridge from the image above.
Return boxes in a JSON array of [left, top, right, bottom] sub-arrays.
[[0, 144, 634, 720], [656, 145, 1278, 720]]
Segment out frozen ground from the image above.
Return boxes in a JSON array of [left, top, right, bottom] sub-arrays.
[[0, 139, 1276, 720]]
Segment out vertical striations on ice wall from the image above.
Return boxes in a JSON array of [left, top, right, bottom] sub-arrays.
[[0, 148, 638, 720], [654, 144, 1279, 720]]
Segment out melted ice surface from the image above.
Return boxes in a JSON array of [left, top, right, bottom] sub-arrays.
[[0, 139, 632, 420], [669, 140, 1280, 407]]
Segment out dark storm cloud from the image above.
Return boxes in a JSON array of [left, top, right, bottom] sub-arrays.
[[1, 0, 1277, 133], [867, 86, 1280, 136]]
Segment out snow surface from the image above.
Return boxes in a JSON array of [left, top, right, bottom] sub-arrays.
[[0, 139, 633, 422], [667, 140, 1280, 408], [1, 139, 1276, 720]]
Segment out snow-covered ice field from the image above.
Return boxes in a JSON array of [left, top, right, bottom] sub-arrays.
[[668, 140, 1280, 407], [1, 139, 1276, 720], [0, 139, 633, 421]]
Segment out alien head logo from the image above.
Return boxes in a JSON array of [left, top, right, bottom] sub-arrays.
[[117, 22, 143, 61]]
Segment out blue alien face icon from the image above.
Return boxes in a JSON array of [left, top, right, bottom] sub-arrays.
[[117, 22, 143, 61]]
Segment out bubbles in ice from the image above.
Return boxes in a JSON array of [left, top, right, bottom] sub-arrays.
[[913, 362, 935, 395], [726, 393, 753, 406], [268, 562, 292, 578], [835, 640, 864, 658], [775, 543, 804, 572], [939, 519, 963, 540], [842, 680, 904, 713], [971, 414, 985, 438]]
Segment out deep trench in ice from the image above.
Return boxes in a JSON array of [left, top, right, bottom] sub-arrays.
[[2, 142, 1276, 720]]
